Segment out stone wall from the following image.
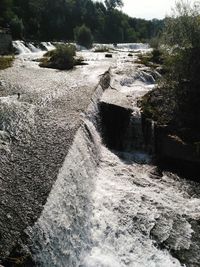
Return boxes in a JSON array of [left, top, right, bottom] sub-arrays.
[[0, 32, 12, 55], [142, 115, 200, 177]]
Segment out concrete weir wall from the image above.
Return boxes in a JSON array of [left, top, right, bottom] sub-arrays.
[[0, 69, 110, 263], [0, 32, 12, 55]]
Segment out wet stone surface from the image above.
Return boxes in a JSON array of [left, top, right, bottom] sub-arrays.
[[0, 50, 116, 258]]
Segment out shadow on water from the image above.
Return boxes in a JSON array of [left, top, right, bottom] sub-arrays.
[[157, 158, 200, 183]]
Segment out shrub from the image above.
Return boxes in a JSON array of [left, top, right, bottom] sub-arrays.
[[0, 56, 14, 70], [136, 49, 164, 67], [161, 1, 200, 130], [40, 44, 76, 70], [74, 25, 93, 49], [141, 1, 200, 142]]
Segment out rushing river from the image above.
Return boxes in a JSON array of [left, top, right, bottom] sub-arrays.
[[0, 42, 200, 267]]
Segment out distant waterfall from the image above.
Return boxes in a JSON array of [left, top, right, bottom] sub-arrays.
[[13, 40, 55, 54], [13, 40, 32, 54]]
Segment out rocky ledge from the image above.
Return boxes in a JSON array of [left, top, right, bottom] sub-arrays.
[[142, 115, 200, 178]]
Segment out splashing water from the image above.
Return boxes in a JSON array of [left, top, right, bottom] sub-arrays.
[[1, 44, 200, 267]]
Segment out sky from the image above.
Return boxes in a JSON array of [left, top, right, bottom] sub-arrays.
[[122, 0, 177, 20], [94, 0, 196, 20]]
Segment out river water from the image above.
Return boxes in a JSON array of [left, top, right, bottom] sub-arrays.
[[1, 42, 200, 267]]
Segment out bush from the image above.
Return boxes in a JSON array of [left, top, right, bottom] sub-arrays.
[[136, 48, 164, 67], [74, 25, 93, 49], [142, 1, 200, 142], [161, 1, 200, 130], [40, 44, 76, 70], [0, 56, 14, 70]]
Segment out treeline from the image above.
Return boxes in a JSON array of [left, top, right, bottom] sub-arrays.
[[0, 0, 163, 42]]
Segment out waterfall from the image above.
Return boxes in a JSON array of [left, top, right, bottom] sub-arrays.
[[28, 119, 102, 267], [27, 43, 41, 53], [41, 42, 55, 51], [13, 41, 55, 54], [116, 43, 150, 51], [26, 83, 104, 267], [13, 40, 32, 54]]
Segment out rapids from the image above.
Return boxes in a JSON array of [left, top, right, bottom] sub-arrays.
[[0, 42, 200, 267]]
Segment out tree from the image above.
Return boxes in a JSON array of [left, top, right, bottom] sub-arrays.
[[105, 0, 123, 10], [74, 24, 93, 48], [163, 1, 200, 48], [161, 0, 200, 131], [10, 15, 24, 39], [0, 0, 14, 27], [0, 0, 162, 42]]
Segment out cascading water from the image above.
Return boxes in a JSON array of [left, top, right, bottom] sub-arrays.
[[1, 44, 200, 267], [27, 53, 200, 267], [93, 43, 150, 52], [41, 42, 56, 51], [27, 43, 41, 53], [13, 40, 55, 54], [28, 119, 102, 267], [13, 40, 32, 54]]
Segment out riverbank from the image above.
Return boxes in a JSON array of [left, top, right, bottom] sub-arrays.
[[140, 51, 200, 178]]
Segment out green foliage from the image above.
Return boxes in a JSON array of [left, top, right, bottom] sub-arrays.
[[142, 1, 200, 142], [161, 1, 200, 130], [10, 16, 24, 39], [105, 0, 123, 10], [136, 48, 164, 67], [40, 44, 76, 70], [0, 55, 14, 70], [0, 0, 14, 26], [149, 36, 160, 49], [0, 0, 163, 43], [74, 24, 93, 49], [162, 1, 200, 48]]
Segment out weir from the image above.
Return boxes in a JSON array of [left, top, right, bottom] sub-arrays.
[[28, 93, 104, 267], [0, 43, 200, 267], [0, 44, 113, 263]]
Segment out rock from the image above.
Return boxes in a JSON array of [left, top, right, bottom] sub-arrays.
[[101, 89, 132, 110], [100, 89, 133, 150], [142, 115, 200, 178], [105, 53, 112, 58]]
